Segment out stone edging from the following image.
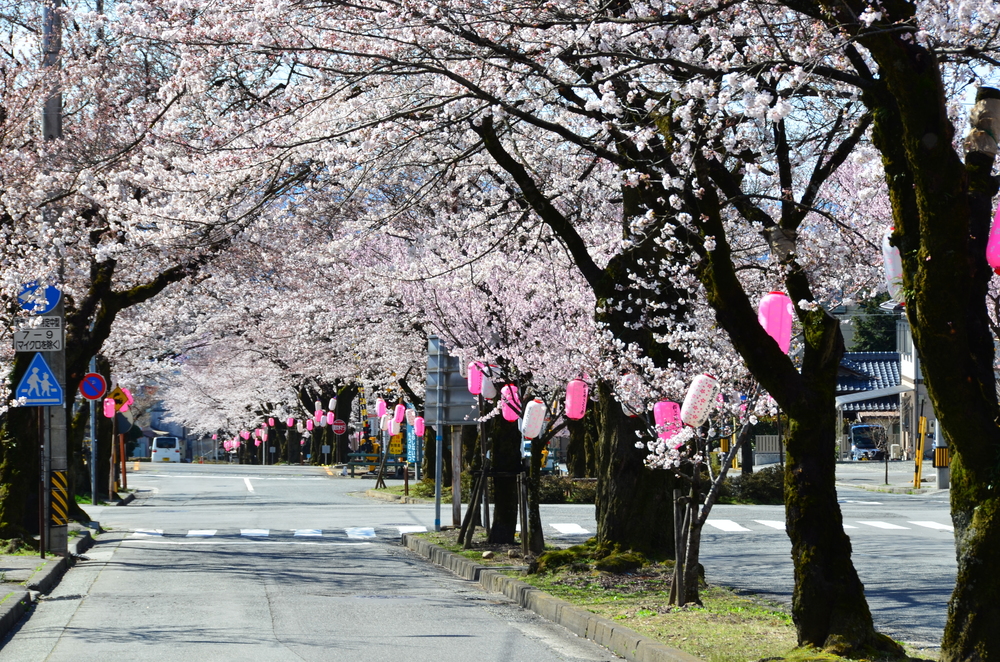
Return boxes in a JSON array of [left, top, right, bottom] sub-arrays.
[[402, 533, 701, 662]]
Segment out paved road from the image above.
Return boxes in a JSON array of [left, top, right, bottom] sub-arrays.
[[0, 461, 955, 658], [0, 463, 618, 662]]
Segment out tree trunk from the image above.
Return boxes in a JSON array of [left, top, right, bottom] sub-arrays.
[[566, 413, 598, 478], [594, 381, 674, 556], [488, 417, 521, 545], [526, 435, 546, 554], [784, 398, 899, 655]]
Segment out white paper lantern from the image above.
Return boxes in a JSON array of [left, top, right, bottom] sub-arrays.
[[680, 373, 720, 428], [521, 399, 547, 439]]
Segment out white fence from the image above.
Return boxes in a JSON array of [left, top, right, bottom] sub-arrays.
[[755, 435, 781, 453]]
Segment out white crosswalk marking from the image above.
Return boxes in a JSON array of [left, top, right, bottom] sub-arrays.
[[550, 523, 589, 534], [857, 521, 909, 530], [293, 529, 322, 537], [131, 529, 163, 537], [241, 529, 269, 537], [909, 521, 953, 531], [345, 527, 376, 539], [705, 519, 751, 532], [755, 520, 786, 530], [395, 526, 427, 534], [186, 530, 216, 537]]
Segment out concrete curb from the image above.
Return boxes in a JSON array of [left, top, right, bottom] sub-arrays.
[[0, 589, 31, 641], [0, 529, 96, 642], [835, 482, 945, 495], [365, 489, 432, 505], [402, 533, 701, 662]]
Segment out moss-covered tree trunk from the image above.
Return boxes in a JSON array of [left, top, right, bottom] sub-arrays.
[[0, 354, 43, 539], [594, 381, 675, 556]]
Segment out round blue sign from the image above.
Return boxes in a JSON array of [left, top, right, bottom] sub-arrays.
[[18, 281, 62, 315], [79, 373, 107, 401]]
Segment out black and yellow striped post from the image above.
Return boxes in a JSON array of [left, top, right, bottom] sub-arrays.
[[934, 446, 950, 468], [50, 470, 69, 526]]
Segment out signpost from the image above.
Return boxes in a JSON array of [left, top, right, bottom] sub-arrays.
[[331, 419, 347, 434]]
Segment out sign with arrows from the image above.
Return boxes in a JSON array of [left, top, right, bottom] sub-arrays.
[[17, 282, 62, 315], [108, 385, 134, 412], [15, 353, 63, 406]]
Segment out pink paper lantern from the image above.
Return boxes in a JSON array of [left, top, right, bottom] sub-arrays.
[[680, 374, 720, 428], [986, 207, 1000, 274], [268, 418, 275, 427], [326, 412, 335, 425], [286, 417, 295, 427], [314, 410, 322, 423], [212, 434, 217, 440], [394, 404, 406, 423], [653, 401, 681, 440], [521, 399, 546, 439], [103, 398, 115, 418], [414, 416, 425, 436], [301, 439, 306, 445], [240, 430, 250, 440], [467, 362, 484, 395], [375, 398, 387, 417], [757, 291, 793, 354], [255, 438, 261, 447], [882, 226, 904, 303], [306, 420, 314, 431], [261, 431, 268, 442], [500, 384, 521, 422], [564, 379, 589, 420]]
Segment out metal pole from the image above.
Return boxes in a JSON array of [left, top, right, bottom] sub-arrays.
[[38, 407, 45, 559], [434, 375, 444, 532], [90, 358, 98, 504]]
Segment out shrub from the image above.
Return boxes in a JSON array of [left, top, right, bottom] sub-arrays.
[[594, 551, 647, 573], [727, 465, 784, 505]]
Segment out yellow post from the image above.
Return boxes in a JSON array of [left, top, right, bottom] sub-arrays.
[[913, 416, 927, 488]]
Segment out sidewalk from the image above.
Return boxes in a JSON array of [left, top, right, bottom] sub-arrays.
[[834, 459, 947, 495]]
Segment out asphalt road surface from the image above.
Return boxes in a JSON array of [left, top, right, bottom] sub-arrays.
[[0, 461, 955, 658]]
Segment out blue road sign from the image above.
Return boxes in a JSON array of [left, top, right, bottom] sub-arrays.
[[17, 282, 61, 315], [15, 353, 63, 406], [79, 373, 107, 400]]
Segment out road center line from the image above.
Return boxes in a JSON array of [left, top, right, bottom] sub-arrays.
[[244, 477, 254, 492]]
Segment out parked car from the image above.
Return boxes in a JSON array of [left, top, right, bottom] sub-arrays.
[[850, 424, 886, 461]]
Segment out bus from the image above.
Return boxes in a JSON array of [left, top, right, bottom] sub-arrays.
[[151, 436, 182, 462]]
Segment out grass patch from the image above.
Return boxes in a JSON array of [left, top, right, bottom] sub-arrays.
[[413, 530, 937, 661]]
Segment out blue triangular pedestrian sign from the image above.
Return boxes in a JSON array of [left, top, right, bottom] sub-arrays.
[[15, 353, 63, 406]]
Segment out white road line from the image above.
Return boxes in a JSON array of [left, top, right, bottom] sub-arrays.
[[857, 521, 909, 530], [293, 529, 323, 537], [345, 527, 376, 539], [244, 478, 254, 492], [755, 520, 786, 530], [186, 530, 216, 537], [705, 519, 752, 532], [126, 540, 373, 546], [395, 526, 427, 534], [550, 523, 589, 534], [909, 521, 954, 531], [131, 529, 163, 537], [843, 524, 858, 529], [241, 529, 269, 537]]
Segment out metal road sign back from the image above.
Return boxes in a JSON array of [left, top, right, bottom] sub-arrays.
[[15, 353, 64, 406]]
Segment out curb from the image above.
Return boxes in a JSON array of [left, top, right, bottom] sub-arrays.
[[835, 482, 945, 495], [0, 529, 96, 642], [402, 534, 700, 662], [365, 489, 431, 505]]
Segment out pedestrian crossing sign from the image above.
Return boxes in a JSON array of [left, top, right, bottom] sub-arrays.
[[15, 353, 63, 406]]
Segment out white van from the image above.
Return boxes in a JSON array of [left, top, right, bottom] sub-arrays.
[[151, 436, 181, 462]]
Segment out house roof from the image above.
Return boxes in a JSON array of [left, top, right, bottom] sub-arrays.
[[838, 352, 900, 412]]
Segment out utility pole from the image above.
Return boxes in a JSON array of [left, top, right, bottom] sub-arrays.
[[42, 0, 68, 556]]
